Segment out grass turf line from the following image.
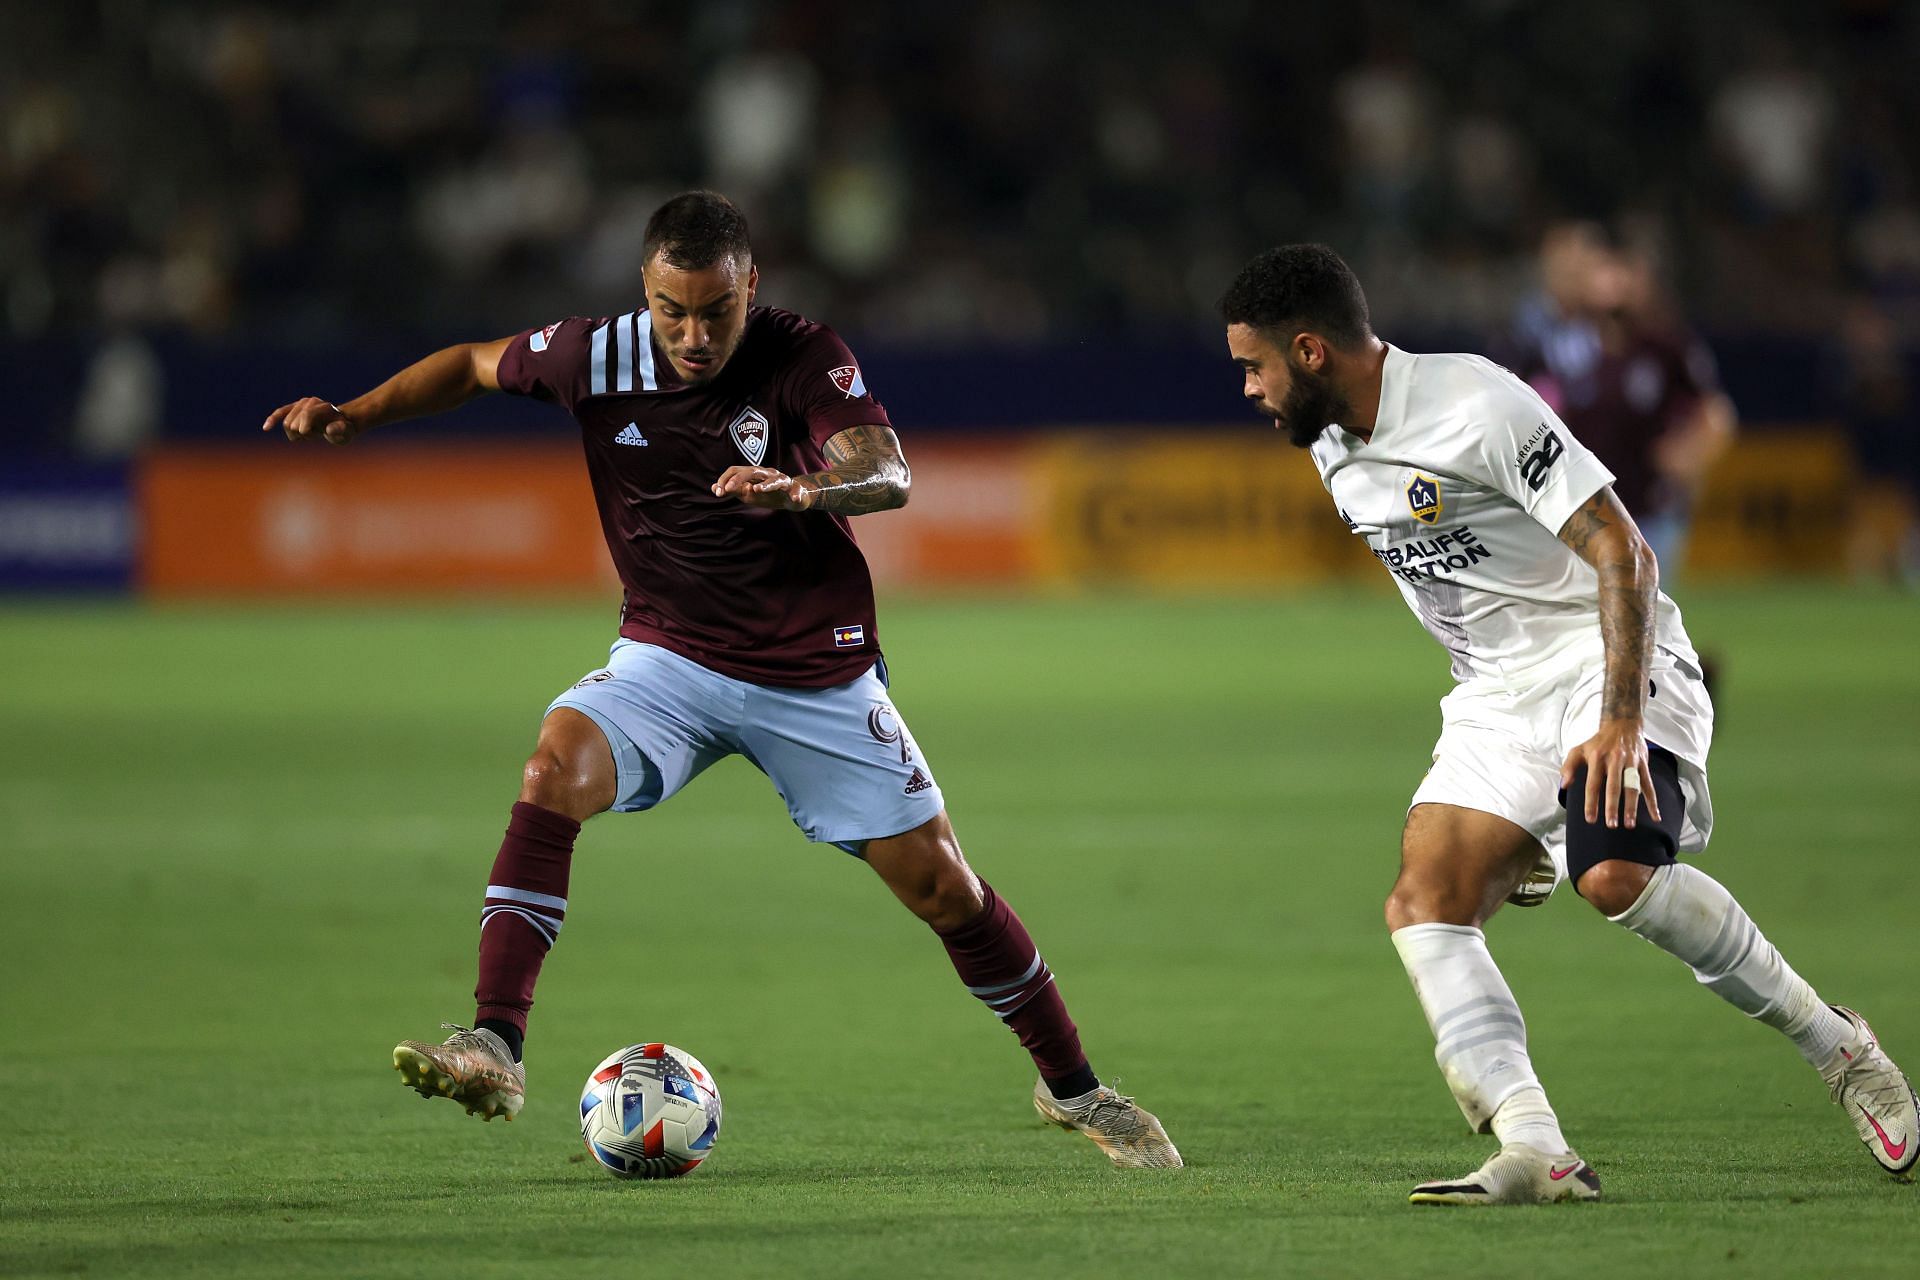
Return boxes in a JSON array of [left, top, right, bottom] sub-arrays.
[[1, 585, 1916, 1277]]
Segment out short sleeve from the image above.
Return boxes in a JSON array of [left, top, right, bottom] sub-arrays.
[[495, 317, 597, 411], [781, 326, 892, 447], [1467, 380, 1616, 537]]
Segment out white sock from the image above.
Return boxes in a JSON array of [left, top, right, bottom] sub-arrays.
[[1489, 1086, 1570, 1155], [1391, 923, 1564, 1140], [1609, 863, 1851, 1066]]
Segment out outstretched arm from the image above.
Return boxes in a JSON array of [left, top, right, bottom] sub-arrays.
[[261, 337, 513, 444], [1652, 391, 1737, 494], [1556, 485, 1663, 829], [711, 424, 911, 515]]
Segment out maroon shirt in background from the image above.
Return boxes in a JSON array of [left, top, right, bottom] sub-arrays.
[[496, 305, 889, 687], [1522, 327, 1720, 516]]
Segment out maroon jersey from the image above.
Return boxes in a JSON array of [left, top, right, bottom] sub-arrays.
[[496, 306, 890, 687], [1523, 327, 1719, 515]]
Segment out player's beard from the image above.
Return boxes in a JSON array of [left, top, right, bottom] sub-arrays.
[[1269, 362, 1350, 448]]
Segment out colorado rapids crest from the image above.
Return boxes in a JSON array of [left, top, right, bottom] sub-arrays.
[[728, 407, 769, 465], [1406, 473, 1443, 525]]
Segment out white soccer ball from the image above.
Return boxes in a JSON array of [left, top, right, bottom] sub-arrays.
[[579, 1042, 723, 1179]]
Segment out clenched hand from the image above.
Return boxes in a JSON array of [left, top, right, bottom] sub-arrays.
[[263, 397, 361, 445]]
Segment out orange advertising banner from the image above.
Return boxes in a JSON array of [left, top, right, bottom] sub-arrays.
[[140, 445, 615, 595], [1685, 426, 1853, 576], [1027, 430, 1376, 586], [853, 438, 1044, 586], [134, 427, 1860, 598]]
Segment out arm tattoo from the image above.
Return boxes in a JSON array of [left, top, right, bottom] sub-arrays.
[[1558, 488, 1656, 721], [793, 425, 910, 515]]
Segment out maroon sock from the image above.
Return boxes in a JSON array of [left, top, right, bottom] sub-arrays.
[[936, 880, 1094, 1091], [474, 801, 579, 1037]]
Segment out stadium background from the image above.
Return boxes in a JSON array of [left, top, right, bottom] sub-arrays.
[[5, 0, 1918, 589], [5, 3, 1919, 1278]]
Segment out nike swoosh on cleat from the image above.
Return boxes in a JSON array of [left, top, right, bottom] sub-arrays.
[[1863, 1112, 1910, 1162], [1549, 1163, 1583, 1181]]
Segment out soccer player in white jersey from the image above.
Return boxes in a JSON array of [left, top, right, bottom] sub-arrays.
[[1221, 244, 1917, 1204]]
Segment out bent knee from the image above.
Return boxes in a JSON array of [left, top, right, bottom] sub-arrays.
[[895, 845, 984, 929], [899, 844, 984, 928], [1575, 858, 1658, 916], [521, 750, 590, 811], [921, 869, 985, 930], [1385, 881, 1443, 932], [1384, 872, 1494, 932], [519, 741, 614, 821]]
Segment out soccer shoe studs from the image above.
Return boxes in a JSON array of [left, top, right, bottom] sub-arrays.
[[1822, 1006, 1920, 1178], [1409, 1143, 1601, 1206], [1031, 1079, 1183, 1170], [392, 1023, 526, 1123]]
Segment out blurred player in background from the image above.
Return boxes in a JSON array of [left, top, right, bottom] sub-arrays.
[[1506, 222, 1609, 409], [1833, 294, 1920, 586], [263, 191, 1180, 1169], [1221, 244, 1916, 1203], [1514, 227, 1738, 580]]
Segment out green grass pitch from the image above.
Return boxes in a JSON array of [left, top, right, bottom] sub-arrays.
[[3, 585, 1916, 1278]]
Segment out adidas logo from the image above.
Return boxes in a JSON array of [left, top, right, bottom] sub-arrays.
[[615, 423, 648, 447], [903, 767, 933, 795]]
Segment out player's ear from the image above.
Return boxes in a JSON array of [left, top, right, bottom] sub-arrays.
[[1293, 333, 1325, 372], [744, 262, 759, 304]]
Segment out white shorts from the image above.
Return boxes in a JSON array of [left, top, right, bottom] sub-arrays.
[[1408, 646, 1716, 888]]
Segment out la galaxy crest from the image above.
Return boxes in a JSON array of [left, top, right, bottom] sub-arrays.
[[1405, 473, 1443, 525], [728, 406, 769, 466]]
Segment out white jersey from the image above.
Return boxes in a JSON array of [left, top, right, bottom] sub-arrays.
[[1310, 344, 1697, 684]]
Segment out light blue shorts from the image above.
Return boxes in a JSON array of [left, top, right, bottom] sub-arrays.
[[547, 640, 945, 852]]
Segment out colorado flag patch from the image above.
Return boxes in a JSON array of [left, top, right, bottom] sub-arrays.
[[828, 365, 867, 398], [833, 624, 866, 648]]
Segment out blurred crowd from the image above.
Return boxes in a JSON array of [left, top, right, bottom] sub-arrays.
[[5, 0, 1918, 349]]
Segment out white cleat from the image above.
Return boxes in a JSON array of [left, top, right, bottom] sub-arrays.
[[393, 1023, 526, 1122], [1409, 1143, 1601, 1205], [1821, 1006, 1919, 1178], [1032, 1079, 1183, 1169]]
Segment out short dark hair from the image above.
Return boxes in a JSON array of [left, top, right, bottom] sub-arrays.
[[1219, 245, 1372, 349], [643, 191, 752, 271]]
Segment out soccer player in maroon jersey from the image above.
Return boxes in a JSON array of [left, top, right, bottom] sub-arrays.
[[260, 191, 1179, 1169], [1516, 235, 1738, 579]]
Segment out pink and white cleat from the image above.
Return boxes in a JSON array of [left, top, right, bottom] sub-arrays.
[[1821, 1006, 1919, 1178], [1409, 1143, 1601, 1205]]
